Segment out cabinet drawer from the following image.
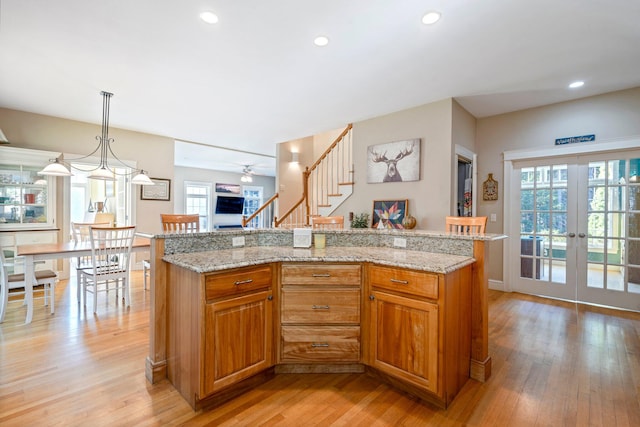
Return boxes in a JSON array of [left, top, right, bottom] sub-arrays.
[[281, 263, 361, 286], [281, 288, 360, 324], [281, 326, 360, 362], [369, 265, 439, 299], [205, 265, 272, 301]]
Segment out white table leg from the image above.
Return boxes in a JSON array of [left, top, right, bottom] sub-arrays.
[[24, 254, 35, 324]]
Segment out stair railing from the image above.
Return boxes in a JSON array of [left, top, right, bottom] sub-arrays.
[[245, 124, 353, 228], [307, 124, 353, 218]]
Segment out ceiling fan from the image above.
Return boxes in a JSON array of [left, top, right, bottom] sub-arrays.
[[241, 165, 255, 182]]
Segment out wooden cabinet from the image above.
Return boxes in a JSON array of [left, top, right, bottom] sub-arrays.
[[369, 290, 439, 393], [164, 258, 473, 409], [202, 289, 273, 396], [280, 263, 361, 365], [166, 263, 274, 408], [366, 263, 473, 408]]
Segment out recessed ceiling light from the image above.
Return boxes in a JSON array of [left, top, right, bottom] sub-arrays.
[[422, 11, 441, 25], [314, 36, 329, 47], [200, 11, 219, 24], [569, 81, 585, 89]]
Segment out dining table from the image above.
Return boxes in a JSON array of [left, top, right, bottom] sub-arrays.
[[16, 235, 151, 324]]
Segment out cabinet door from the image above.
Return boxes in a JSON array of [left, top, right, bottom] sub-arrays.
[[369, 290, 439, 394], [202, 290, 273, 397]]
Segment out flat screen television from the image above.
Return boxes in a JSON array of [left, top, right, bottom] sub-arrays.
[[215, 195, 245, 214]]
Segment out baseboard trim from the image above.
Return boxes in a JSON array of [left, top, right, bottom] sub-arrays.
[[488, 279, 505, 291]]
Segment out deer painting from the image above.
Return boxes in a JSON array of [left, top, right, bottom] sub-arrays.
[[367, 139, 419, 183]]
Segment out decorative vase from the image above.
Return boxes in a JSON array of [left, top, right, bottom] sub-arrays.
[[402, 214, 417, 229]]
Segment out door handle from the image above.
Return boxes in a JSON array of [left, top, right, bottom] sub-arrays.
[[578, 233, 586, 238], [568, 232, 576, 238]]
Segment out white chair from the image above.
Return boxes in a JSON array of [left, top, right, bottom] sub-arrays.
[[0, 249, 57, 323], [79, 225, 136, 313], [71, 221, 110, 303]]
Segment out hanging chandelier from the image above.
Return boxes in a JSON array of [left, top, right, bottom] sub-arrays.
[[39, 91, 154, 185]]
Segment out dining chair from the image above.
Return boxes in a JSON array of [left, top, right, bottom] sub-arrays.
[[311, 216, 345, 230], [142, 214, 200, 290], [160, 214, 200, 233], [0, 248, 58, 323], [445, 216, 487, 234], [94, 212, 115, 226], [79, 225, 136, 313], [71, 221, 110, 303]]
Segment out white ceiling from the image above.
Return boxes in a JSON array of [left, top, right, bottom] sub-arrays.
[[1, 1, 639, 177]]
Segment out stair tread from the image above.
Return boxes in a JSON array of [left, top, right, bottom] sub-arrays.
[[328, 193, 342, 197], [317, 204, 332, 207], [338, 182, 354, 186]]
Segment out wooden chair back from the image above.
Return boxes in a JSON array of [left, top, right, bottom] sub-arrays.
[[161, 214, 200, 233], [94, 212, 115, 226], [445, 216, 487, 234], [311, 216, 344, 230], [71, 221, 111, 244]]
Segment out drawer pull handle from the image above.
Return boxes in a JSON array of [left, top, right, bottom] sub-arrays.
[[234, 279, 253, 286], [312, 305, 330, 310], [311, 343, 329, 348], [312, 273, 331, 278], [390, 278, 409, 285]]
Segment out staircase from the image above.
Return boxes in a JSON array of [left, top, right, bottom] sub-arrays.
[[242, 124, 353, 228]]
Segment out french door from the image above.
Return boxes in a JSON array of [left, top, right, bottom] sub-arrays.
[[511, 150, 640, 311]]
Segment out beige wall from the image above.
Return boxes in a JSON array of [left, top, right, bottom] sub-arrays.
[[0, 107, 175, 236], [475, 86, 640, 281], [275, 128, 345, 219], [275, 87, 640, 283], [336, 98, 455, 230]]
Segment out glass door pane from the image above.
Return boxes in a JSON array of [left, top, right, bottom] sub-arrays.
[[513, 160, 577, 301], [578, 154, 640, 311]]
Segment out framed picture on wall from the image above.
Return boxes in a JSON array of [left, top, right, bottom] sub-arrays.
[[372, 199, 408, 229], [215, 182, 241, 194], [367, 139, 420, 183], [141, 178, 171, 201]]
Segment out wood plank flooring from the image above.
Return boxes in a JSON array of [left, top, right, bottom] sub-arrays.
[[1, 272, 640, 426]]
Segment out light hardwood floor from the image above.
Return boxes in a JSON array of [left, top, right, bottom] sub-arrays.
[[1, 271, 639, 426]]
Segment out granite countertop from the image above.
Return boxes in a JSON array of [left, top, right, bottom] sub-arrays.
[[163, 246, 475, 275]]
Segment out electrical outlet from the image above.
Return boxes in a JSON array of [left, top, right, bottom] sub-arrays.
[[490, 213, 497, 222], [393, 237, 407, 248], [232, 236, 245, 247]]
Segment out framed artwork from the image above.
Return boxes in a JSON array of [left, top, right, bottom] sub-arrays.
[[367, 139, 420, 183], [482, 173, 498, 201], [372, 199, 408, 229], [141, 178, 171, 201], [215, 182, 241, 194]]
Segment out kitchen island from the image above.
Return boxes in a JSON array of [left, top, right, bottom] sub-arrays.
[[146, 229, 504, 409]]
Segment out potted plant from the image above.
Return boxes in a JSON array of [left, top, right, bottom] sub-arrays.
[[350, 213, 370, 229]]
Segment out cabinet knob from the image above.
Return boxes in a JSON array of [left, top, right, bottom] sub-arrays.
[[267, 295, 273, 301], [369, 295, 375, 301]]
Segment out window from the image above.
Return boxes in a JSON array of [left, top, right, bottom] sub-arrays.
[[243, 186, 264, 228], [184, 181, 211, 231], [69, 163, 132, 226]]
